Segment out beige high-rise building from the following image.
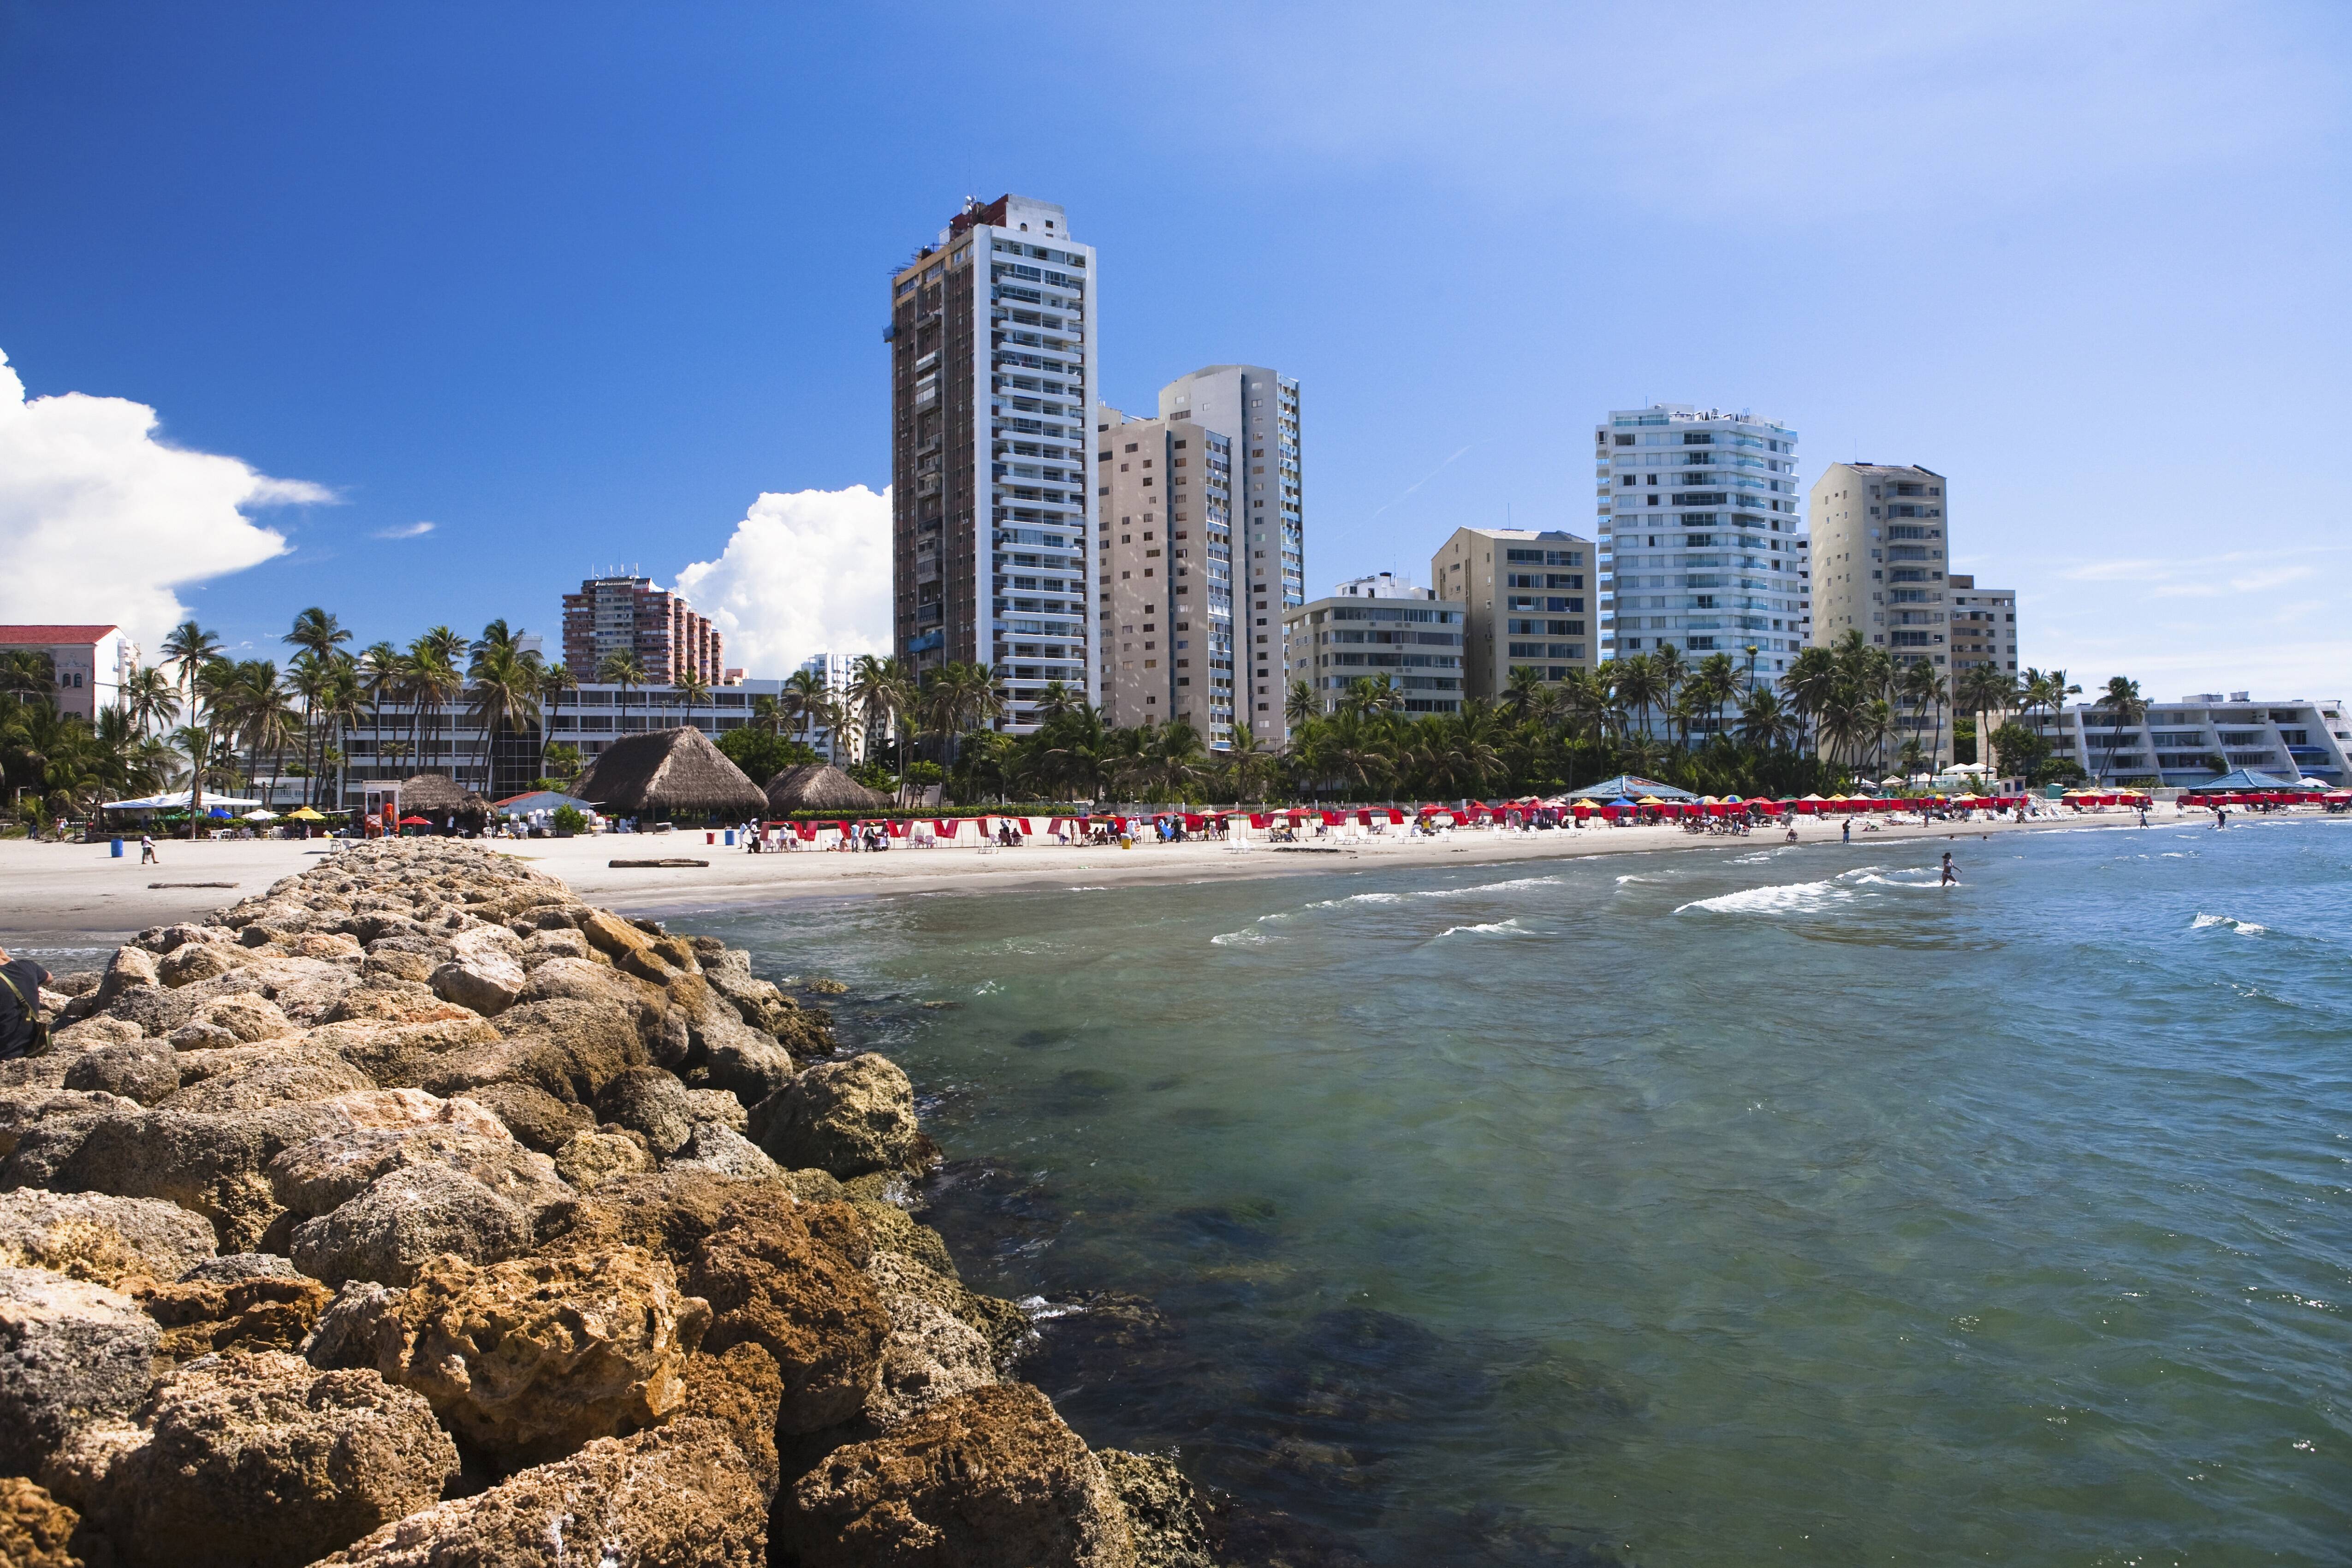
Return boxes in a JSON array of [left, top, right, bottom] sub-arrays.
[[1946, 576, 2017, 680], [1095, 404, 1238, 741], [1807, 462, 1951, 665], [1158, 367, 1301, 734], [1428, 527, 1596, 700], [1282, 575, 1465, 718]]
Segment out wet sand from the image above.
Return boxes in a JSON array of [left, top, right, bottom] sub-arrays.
[[0, 808, 2201, 949]]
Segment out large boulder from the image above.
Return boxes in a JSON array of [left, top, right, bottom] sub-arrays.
[[698, 1026, 798, 1107], [93, 945, 160, 1009], [318, 1416, 764, 1568], [552, 1129, 654, 1189], [0, 1266, 159, 1475], [321, 981, 478, 1028], [685, 1198, 888, 1433], [0, 1190, 217, 1289], [290, 1164, 533, 1286], [596, 1066, 701, 1157], [155, 1045, 374, 1112], [42, 1350, 457, 1568], [316, 1246, 708, 1463], [666, 1123, 782, 1182], [459, 1080, 594, 1153], [428, 926, 527, 1017], [165, 992, 297, 1050], [776, 1384, 1135, 1568], [682, 1341, 783, 1501], [867, 1275, 998, 1431], [753, 1053, 919, 1179], [268, 1125, 564, 1223], [61, 1038, 181, 1104], [45, 1100, 353, 1252], [139, 1272, 336, 1364], [1096, 1451, 1217, 1568]]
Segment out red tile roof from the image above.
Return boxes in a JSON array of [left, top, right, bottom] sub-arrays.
[[0, 626, 125, 644]]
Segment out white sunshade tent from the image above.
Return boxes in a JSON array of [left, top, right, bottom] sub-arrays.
[[101, 791, 265, 812], [242, 809, 279, 821]]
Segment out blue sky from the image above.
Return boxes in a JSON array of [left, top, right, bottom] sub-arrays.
[[3, 1, 2346, 695]]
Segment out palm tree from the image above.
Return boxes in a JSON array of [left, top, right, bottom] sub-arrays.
[[1286, 679, 1318, 731], [407, 639, 463, 778], [466, 641, 544, 796], [1500, 665, 1544, 725], [1956, 664, 2016, 778], [1779, 643, 1839, 759], [122, 665, 178, 740], [160, 621, 221, 748], [674, 670, 712, 740], [1223, 719, 1278, 804], [781, 667, 827, 749], [317, 659, 364, 810], [2092, 675, 2148, 784], [1034, 680, 1079, 724], [1613, 653, 1663, 741], [285, 651, 335, 807], [537, 662, 576, 784], [846, 655, 905, 768], [1735, 686, 1800, 753], [1649, 643, 1688, 731], [599, 651, 646, 741]]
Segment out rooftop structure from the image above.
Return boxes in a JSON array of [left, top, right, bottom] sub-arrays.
[[0, 624, 138, 723]]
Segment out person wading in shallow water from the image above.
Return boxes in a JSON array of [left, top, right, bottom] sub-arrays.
[[1941, 851, 1959, 886]]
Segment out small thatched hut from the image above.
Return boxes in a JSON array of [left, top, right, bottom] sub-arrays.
[[397, 772, 490, 833], [575, 727, 768, 822], [764, 762, 894, 816]]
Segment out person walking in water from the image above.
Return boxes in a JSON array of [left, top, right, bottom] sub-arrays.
[[1941, 850, 1958, 885], [139, 833, 158, 864]]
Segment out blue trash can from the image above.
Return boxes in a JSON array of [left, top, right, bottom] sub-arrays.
[[110, 838, 124, 858], [724, 829, 736, 846]]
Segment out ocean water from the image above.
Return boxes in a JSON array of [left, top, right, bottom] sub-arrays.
[[691, 818, 2352, 1566]]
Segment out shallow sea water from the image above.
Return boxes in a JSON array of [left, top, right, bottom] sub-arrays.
[[692, 818, 2352, 1566]]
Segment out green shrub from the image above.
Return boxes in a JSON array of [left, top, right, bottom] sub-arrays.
[[551, 804, 589, 835]]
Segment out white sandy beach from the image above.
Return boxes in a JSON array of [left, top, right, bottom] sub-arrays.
[[0, 807, 2222, 948]]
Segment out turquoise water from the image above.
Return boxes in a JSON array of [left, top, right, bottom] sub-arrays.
[[691, 819, 2352, 1566]]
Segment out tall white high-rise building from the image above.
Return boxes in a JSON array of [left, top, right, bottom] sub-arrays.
[[1595, 403, 1806, 682], [1158, 366, 1302, 737], [889, 195, 1099, 732]]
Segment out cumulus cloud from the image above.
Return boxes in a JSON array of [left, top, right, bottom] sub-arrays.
[[375, 520, 435, 539], [0, 347, 329, 651], [671, 485, 891, 677]]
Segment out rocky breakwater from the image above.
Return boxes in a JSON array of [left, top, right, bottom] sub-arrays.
[[0, 841, 1216, 1568]]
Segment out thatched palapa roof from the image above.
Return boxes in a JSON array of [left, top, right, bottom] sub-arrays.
[[398, 772, 489, 825], [576, 727, 768, 820], [764, 763, 893, 815]]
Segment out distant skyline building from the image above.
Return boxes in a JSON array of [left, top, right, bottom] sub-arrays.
[[2019, 694, 2350, 788], [1946, 575, 2018, 679], [0, 624, 137, 723], [796, 650, 861, 761], [1158, 366, 1301, 731], [1095, 404, 1237, 742], [1428, 526, 1596, 699], [1595, 404, 1806, 680], [1282, 574, 1464, 719], [559, 576, 724, 687], [889, 194, 1098, 733]]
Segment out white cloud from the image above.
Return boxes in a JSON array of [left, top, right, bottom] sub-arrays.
[[375, 520, 435, 539], [0, 347, 329, 652], [671, 485, 891, 678]]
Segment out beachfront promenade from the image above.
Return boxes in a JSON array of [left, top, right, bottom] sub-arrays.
[[0, 801, 2283, 946]]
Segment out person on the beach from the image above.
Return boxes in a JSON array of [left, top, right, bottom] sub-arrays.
[[0, 946, 53, 1062], [139, 834, 158, 864], [1941, 851, 1958, 885], [1841, 820, 1851, 843]]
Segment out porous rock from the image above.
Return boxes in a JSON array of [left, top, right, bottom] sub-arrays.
[[180, 1251, 300, 1283], [47, 1100, 352, 1253], [137, 1272, 337, 1363], [93, 945, 159, 1008], [330, 1246, 708, 1462], [682, 1340, 783, 1501], [698, 1029, 797, 1107], [428, 926, 527, 1017], [318, 1416, 763, 1568], [268, 1124, 562, 1221], [457, 1080, 593, 1152], [776, 1384, 1135, 1568], [0, 1266, 160, 1475], [1096, 1450, 1217, 1568], [43, 1349, 457, 1568], [0, 1190, 217, 1289], [867, 1280, 997, 1430], [596, 1065, 701, 1157], [60, 1038, 181, 1104], [754, 1053, 919, 1179], [0, 1476, 81, 1568], [49, 1014, 147, 1052], [290, 1164, 532, 1286], [552, 1129, 654, 1189], [155, 1045, 373, 1112], [686, 1197, 888, 1433], [666, 1122, 780, 1182]]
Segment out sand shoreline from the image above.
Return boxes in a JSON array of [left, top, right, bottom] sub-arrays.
[[0, 808, 2217, 948]]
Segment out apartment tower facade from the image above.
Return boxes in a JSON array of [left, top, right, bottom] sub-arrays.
[[1282, 575, 1465, 718], [1429, 527, 1596, 699], [889, 195, 1098, 732], [1158, 367, 1301, 739], [559, 577, 724, 686], [1096, 405, 1237, 742], [1595, 404, 1806, 681], [1945, 576, 2017, 678], [1806, 462, 1953, 662]]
